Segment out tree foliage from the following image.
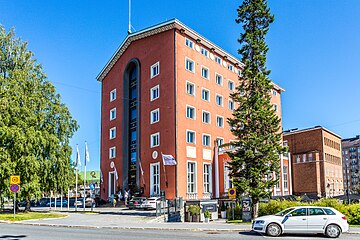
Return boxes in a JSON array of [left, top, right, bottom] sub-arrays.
[[228, 0, 286, 218], [0, 26, 78, 210]]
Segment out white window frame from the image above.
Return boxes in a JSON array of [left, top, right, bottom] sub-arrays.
[[228, 99, 234, 111], [110, 89, 116, 102], [186, 130, 196, 144], [228, 63, 234, 71], [187, 161, 197, 194], [228, 80, 234, 91], [185, 57, 195, 73], [215, 56, 222, 65], [150, 132, 160, 148], [272, 90, 277, 96], [215, 94, 223, 107], [150, 162, 160, 196], [110, 108, 116, 121], [203, 163, 212, 194], [273, 104, 278, 112], [186, 81, 195, 96], [224, 163, 233, 191], [202, 134, 211, 147], [186, 105, 196, 120], [216, 115, 224, 128], [185, 38, 194, 49], [150, 108, 160, 124], [283, 166, 288, 189], [216, 137, 224, 147], [202, 110, 211, 124], [150, 85, 160, 101], [200, 47, 208, 57], [109, 146, 116, 159], [150, 61, 160, 78], [109, 127, 116, 140], [201, 66, 209, 80], [201, 88, 210, 102], [215, 73, 223, 86]]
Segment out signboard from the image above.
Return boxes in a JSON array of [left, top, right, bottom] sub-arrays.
[[242, 197, 252, 222], [10, 184, 20, 193], [228, 188, 236, 199], [10, 176, 20, 184], [89, 183, 95, 190]]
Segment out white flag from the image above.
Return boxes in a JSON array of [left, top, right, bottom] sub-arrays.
[[100, 169, 103, 183], [139, 159, 144, 175], [85, 141, 90, 166], [75, 144, 81, 168], [162, 153, 176, 166], [114, 167, 119, 181]]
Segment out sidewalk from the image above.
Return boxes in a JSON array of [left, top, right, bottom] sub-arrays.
[[2, 207, 360, 234]]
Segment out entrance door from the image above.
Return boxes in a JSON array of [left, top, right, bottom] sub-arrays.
[[150, 163, 160, 196], [108, 172, 115, 197]]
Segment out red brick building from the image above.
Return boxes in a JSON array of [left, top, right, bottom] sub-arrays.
[[97, 19, 289, 201], [283, 126, 344, 198]]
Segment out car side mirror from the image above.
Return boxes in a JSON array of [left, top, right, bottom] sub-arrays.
[[286, 214, 292, 217]]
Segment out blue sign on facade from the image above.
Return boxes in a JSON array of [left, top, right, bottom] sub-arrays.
[[89, 183, 95, 190]]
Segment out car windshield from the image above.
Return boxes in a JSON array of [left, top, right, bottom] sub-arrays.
[[275, 208, 295, 216]]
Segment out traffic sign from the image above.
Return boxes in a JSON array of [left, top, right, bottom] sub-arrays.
[[228, 188, 236, 199], [10, 184, 20, 193], [10, 176, 20, 184], [89, 183, 95, 190]]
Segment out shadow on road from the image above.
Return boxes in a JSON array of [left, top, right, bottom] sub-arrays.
[[238, 231, 260, 236], [0, 235, 27, 240]]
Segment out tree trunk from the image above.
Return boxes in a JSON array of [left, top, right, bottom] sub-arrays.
[[252, 201, 259, 220], [24, 196, 31, 212]]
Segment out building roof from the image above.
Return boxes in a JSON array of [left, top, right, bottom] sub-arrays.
[[342, 135, 360, 148], [283, 125, 342, 139], [96, 18, 285, 92], [97, 18, 246, 82]]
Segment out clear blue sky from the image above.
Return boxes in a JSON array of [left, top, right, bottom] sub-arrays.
[[2, 0, 360, 171]]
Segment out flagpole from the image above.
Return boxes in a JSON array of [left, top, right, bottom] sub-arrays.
[[75, 167, 78, 212], [83, 162, 86, 211], [161, 153, 168, 188]]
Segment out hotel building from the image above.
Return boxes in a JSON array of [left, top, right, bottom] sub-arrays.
[[97, 19, 289, 200]]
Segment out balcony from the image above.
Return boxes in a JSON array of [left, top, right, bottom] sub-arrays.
[[186, 193, 198, 200], [202, 192, 212, 199]]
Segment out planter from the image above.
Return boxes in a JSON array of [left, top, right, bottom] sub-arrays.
[[192, 215, 200, 222], [221, 211, 226, 219], [204, 217, 210, 223]]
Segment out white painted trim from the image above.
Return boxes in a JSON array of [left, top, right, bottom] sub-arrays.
[[150, 61, 160, 79], [186, 129, 196, 144], [150, 108, 160, 124], [185, 104, 196, 120], [150, 84, 160, 101], [185, 57, 195, 73]]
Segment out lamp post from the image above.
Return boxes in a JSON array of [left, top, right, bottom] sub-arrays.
[[345, 164, 350, 204]]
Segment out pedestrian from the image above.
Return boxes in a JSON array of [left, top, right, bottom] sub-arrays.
[[118, 190, 122, 203], [112, 197, 116, 207]]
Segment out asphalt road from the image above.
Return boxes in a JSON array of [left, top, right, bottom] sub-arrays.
[[0, 224, 358, 240]]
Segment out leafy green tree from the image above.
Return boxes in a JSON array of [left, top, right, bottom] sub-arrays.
[[227, 0, 286, 219], [0, 26, 78, 211]]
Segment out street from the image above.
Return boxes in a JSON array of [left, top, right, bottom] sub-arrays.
[[0, 224, 358, 240]]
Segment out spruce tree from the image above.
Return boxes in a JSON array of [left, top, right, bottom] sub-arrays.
[[227, 0, 286, 219]]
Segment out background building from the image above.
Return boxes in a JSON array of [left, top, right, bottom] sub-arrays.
[[97, 19, 288, 201], [342, 135, 360, 193], [283, 126, 343, 198]]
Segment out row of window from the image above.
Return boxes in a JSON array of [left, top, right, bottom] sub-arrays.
[[184, 37, 241, 76], [324, 137, 341, 151]]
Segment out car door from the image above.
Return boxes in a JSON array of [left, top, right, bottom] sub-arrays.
[[307, 208, 328, 232], [283, 208, 308, 233]]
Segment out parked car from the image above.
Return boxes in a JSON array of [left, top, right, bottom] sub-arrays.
[[46, 199, 68, 207], [19, 200, 38, 207], [128, 197, 147, 209], [74, 198, 95, 208], [252, 206, 349, 238], [143, 197, 167, 210]]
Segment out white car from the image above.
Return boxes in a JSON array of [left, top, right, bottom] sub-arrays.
[[252, 206, 349, 238], [143, 197, 161, 210]]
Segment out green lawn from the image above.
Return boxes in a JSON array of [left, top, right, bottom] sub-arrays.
[[0, 212, 66, 221]]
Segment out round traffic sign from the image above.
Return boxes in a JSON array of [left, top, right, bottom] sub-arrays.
[[229, 189, 235, 195], [10, 184, 20, 193]]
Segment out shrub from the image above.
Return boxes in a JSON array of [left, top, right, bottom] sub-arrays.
[[188, 205, 200, 216], [204, 210, 211, 218], [227, 203, 242, 220]]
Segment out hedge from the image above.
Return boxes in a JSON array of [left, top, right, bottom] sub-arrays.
[[258, 199, 360, 225]]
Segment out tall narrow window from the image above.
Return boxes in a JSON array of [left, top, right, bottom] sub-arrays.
[[215, 56, 222, 65], [201, 47, 208, 57], [202, 134, 211, 147], [215, 94, 223, 106], [185, 38, 194, 49], [150, 62, 160, 78], [203, 164, 211, 193], [150, 85, 159, 101], [215, 73, 223, 85], [109, 127, 116, 139], [150, 132, 160, 147], [202, 88, 210, 101], [110, 108, 116, 120], [150, 163, 160, 196], [201, 66, 209, 79], [186, 105, 196, 119], [186, 130, 196, 144], [228, 100, 234, 110], [109, 147, 116, 159], [150, 108, 159, 124], [283, 166, 288, 189], [228, 80, 234, 91], [216, 116, 224, 128], [186, 81, 195, 96], [202, 111, 210, 124], [187, 162, 196, 193]]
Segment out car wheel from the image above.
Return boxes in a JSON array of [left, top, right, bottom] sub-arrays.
[[266, 223, 281, 237], [325, 224, 341, 238]]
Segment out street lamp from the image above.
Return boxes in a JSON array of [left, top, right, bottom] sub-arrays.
[[345, 164, 350, 204]]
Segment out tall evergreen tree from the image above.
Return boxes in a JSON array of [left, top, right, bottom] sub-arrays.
[[0, 26, 78, 211], [228, 0, 286, 218]]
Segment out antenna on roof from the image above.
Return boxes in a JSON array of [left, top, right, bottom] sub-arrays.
[[128, 0, 132, 34]]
